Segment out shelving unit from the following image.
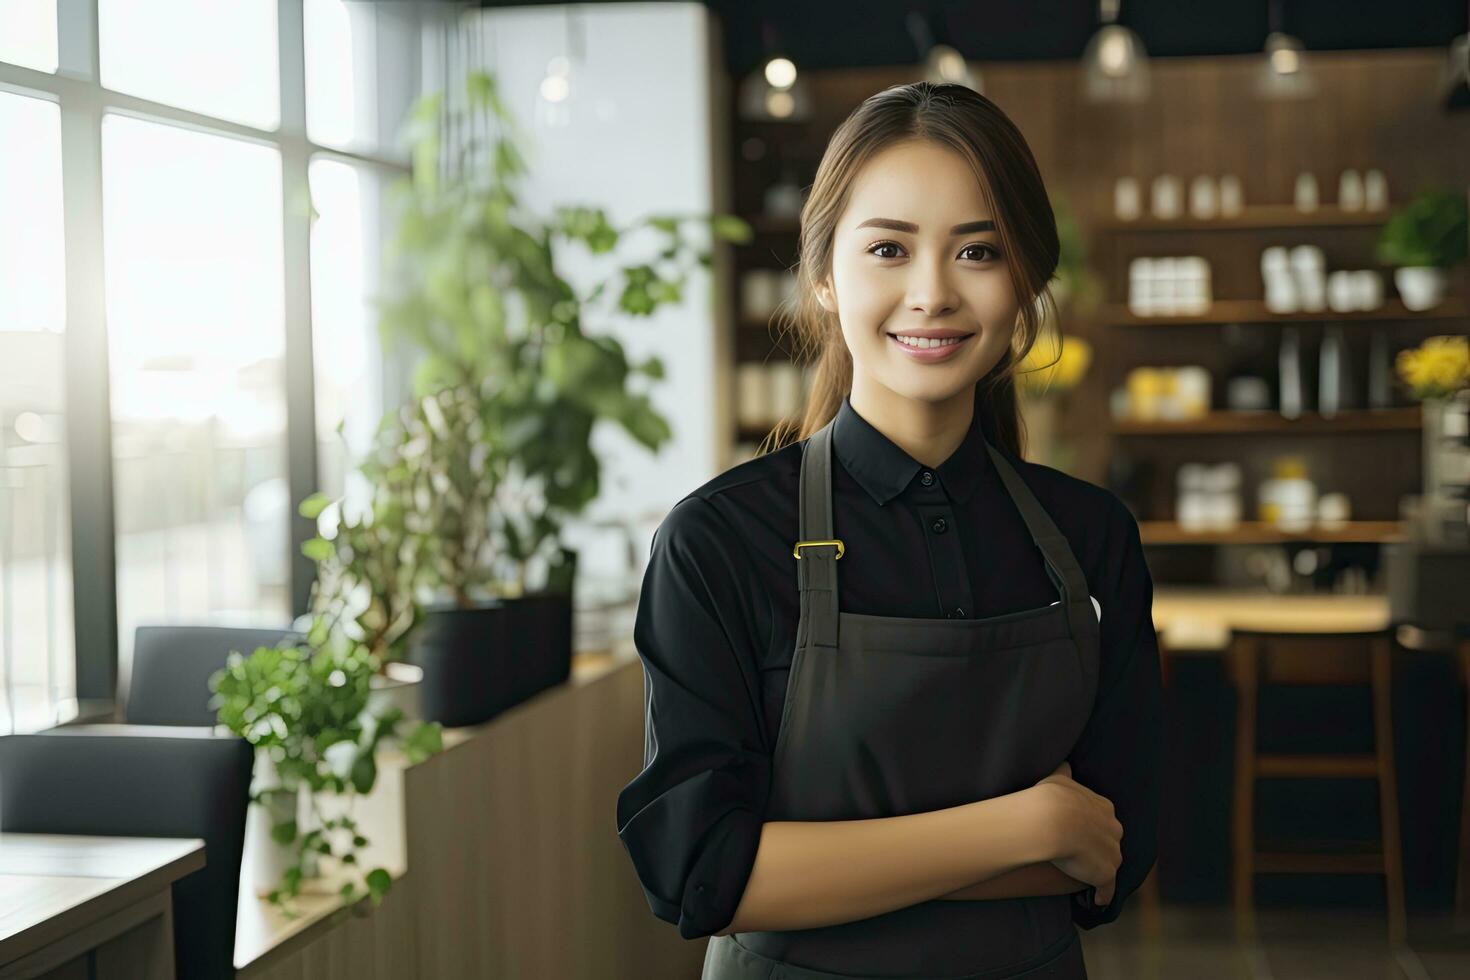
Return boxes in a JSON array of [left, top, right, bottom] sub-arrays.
[[1094, 197, 1466, 537], [1102, 298, 1467, 326], [1138, 520, 1405, 546], [1099, 204, 1391, 233], [1111, 407, 1421, 435]]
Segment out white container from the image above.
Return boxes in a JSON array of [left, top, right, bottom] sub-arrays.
[[1395, 267, 1449, 311], [1218, 174, 1244, 216], [1288, 245, 1326, 312], [1337, 169, 1364, 210], [1317, 492, 1351, 528], [736, 363, 770, 428], [247, 755, 317, 898], [1353, 270, 1384, 310], [1175, 257, 1211, 314], [768, 362, 805, 421], [741, 270, 778, 318], [1151, 175, 1183, 220], [1294, 172, 1319, 212], [1174, 366, 1212, 418], [1327, 271, 1356, 312], [1364, 169, 1388, 211], [367, 661, 423, 722], [1128, 257, 1154, 316], [1114, 177, 1142, 221], [1189, 175, 1218, 219]]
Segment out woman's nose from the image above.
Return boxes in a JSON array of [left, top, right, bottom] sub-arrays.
[[904, 258, 960, 317]]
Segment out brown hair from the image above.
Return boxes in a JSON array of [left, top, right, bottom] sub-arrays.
[[763, 81, 1060, 459]]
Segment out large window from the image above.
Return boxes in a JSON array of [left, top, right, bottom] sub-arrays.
[[0, 91, 71, 733], [0, 0, 424, 732]]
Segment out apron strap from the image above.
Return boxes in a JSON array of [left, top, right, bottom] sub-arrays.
[[983, 439, 1097, 639], [796, 418, 841, 650]]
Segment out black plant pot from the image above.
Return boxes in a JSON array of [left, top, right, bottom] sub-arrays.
[[408, 603, 517, 727], [506, 590, 573, 704]]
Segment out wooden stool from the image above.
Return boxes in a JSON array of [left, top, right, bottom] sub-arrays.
[[1227, 628, 1406, 945], [1455, 630, 1470, 926]]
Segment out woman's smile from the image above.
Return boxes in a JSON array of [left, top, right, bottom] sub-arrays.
[[886, 329, 976, 362]]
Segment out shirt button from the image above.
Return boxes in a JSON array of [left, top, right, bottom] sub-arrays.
[[695, 883, 708, 894], [953, 607, 965, 618], [931, 517, 947, 534], [920, 471, 934, 487]]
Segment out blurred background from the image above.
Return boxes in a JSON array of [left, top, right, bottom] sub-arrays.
[[0, 2, 1468, 979]]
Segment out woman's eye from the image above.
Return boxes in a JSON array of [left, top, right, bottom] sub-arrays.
[[960, 243, 1000, 262], [868, 241, 903, 259]]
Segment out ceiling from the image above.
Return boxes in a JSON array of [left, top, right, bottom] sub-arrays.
[[467, 1, 1468, 75]]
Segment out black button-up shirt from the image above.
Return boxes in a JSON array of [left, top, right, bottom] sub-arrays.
[[615, 394, 1162, 940]]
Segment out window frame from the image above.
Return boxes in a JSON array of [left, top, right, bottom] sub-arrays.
[[0, 0, 420, 712]]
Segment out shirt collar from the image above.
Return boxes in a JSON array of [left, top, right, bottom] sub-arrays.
[[831, 393, 989, 507]]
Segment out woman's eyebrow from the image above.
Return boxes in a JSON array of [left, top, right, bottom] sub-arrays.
[[854, 217, 996, 235]]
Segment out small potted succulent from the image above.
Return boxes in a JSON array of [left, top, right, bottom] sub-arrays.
[[1377, 187, 1468, 311]]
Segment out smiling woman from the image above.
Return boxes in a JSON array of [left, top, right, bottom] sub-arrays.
[[618, 81, 1160, 980]]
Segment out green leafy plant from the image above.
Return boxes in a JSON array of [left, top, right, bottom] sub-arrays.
[[375, 69, 750, 603], [209, 629, 443, 914], [1377, 187, 1469, 269], [1050, 193, 1102, 315]]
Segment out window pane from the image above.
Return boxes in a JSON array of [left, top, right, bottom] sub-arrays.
[[309, 156, 383, 502], [101, 115, 291, 677], [0, 92, 74, 733], [0, 0, 58, 73], [305, 0, 379, 152], [99, 0, 279, 130]]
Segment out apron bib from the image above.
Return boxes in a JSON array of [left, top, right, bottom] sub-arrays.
[[703, 417, 1101, 980]]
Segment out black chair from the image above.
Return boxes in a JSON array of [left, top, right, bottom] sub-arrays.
[[0, 727, 254, 980], [125, 625, 301, 726]]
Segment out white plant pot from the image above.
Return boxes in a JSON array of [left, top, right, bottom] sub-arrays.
[[247, 757, 307, 898], [1395, 266, 1449, 312], [368, 660, 424, 722]]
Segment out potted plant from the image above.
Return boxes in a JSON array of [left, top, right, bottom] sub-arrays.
[[1377, 187, 1468, 311], [1016, 331, 1093, 473], [374, 69, 748, 722], [1396, 334, 1470, 507], [208, 624, 443, 912]]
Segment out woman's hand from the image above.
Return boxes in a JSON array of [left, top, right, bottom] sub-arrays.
[[1032, 761, 1121, 906]]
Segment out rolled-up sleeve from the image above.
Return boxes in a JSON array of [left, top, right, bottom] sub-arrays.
[[615, 495, 772, 940], [1068, 498, 1163, 929]]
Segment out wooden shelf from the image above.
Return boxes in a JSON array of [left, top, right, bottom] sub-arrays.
[[1099, 205, 1391, 233], [1139, 521, 1405, 546], [1112, 407, 1421, 435], [1102, 298, 1467, 326]]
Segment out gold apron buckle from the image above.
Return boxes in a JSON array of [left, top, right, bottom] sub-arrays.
[[792, 538, 845, 560]]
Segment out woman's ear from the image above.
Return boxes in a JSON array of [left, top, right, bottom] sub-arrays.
[[814, 276, 836, 313]]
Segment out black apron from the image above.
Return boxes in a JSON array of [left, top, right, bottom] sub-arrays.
[[703, 416, 1101, 980]]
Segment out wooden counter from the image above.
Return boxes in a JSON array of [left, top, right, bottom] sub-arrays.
[[235, 652, 701, 980], [1152, 588, 1391, 653]]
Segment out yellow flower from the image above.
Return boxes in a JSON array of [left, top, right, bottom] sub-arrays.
[[1018, 333, 1092, 396], [1396, 335, 1469, 399]]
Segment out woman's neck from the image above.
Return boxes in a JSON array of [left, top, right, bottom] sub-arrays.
[[847, 377, 975, 470]]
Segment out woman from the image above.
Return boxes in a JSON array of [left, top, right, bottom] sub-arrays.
[[616, 81, 1162, 979]]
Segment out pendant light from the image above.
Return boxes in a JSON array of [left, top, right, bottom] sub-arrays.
[[738, 23, 812, 122], [905, 9, 983, 93], [1255, 0, 1317, 99], [1443, 2, 1469, 110], [1081, 0, 1149, 103]]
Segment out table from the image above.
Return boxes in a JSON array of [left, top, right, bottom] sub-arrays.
[[0, 834, 204, 980]]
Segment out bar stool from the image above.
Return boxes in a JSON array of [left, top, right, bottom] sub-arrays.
[[1455, 626, 1470, 926], [1227, 627, 1405, 945]]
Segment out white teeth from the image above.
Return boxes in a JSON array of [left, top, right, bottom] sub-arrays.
[[894, 335, 964, 349]]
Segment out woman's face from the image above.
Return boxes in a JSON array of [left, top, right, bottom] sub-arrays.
[[814, 139, 1020, 408]]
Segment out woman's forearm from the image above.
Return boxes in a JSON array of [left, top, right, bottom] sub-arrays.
[[935, 862, 1086, 901], [715, 788, 1053, 936]]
